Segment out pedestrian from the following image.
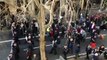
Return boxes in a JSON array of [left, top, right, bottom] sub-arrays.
[[90, 40, 96, 50], [80, 29, 86, 42], [27, 33, 34, 45], [49, 28, 54, 41], [75, 44, 80, 59], [54, 30, 59, 40], [26, 41, 33, 60], [26, 49, 33, 60], [12, 42, 20, 60], [50, 40, 57, 55], [92, 49, 99, 60], [99, 34, 104, 40], [61, 25, 66, 38], [13, 31, 19, 44], [67, 38, 74, 54], [86, 44, 92, 59], [85, 17, 91, 29], [99, 45, 105, 54], [31, 20, 38, 37], [75, 33, 82, 44], [32, 54, 36, 60], [20, 22, 25, 36], [89, 21, 94, 33], [24, 21, 29, 29], [27, 40, 33, 52], [63, 45, 68, 60], [56, 36, 61, 45]]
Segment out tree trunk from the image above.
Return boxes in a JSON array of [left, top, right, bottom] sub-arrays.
[[81, 0, 84, 10], [64, 4, 68, 23], [39, 5, 46, 60], [100, 0, 104, 9], [58, 0, 61, 23], [85, 0, 89, 10], [27, 0, 35, 17]]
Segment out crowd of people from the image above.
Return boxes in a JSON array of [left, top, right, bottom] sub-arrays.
[[6, 12, 107, 60], [62, 13, 107, 60], [7, 18, 39, 60]]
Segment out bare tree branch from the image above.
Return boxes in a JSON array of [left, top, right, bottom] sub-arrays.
[[43, 4, 51, 11], [45, 0, 52, 5], [34, 0, 40, 9], [45, 0, 57, 28], [25, 0, 33, 8]]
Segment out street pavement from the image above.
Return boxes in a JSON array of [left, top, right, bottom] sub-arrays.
[[67, 52, 107, 60], [68, 55, 106, 60], [0, 30, 12, 41], [0, 30, 107, 60]]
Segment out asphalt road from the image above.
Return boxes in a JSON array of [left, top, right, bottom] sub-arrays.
[[0, 30, 107, 60]]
